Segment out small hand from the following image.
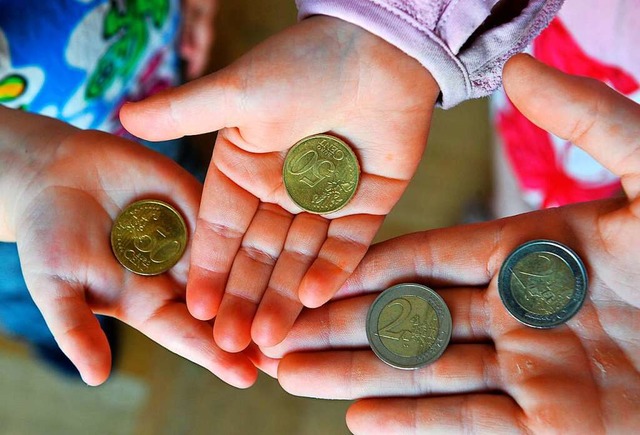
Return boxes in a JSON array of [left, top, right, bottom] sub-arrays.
[[2, 111, 256, 387], [121, 16, 438, 352], [266, 55, 640, 433], [180, 0, 218, 79]]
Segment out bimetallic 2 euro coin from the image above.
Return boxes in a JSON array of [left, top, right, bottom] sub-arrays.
[[283, 134, 360, 214], [111, 199, 187, 276], [498, 239, 588, 328], [366, 283, 452, 370]]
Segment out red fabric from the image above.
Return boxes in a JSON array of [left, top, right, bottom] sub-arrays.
[[498, 105, 621, 207], [497, 19, 638, 207]]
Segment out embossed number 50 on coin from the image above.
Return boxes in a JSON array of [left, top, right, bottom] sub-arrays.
[[283, 134, 360, 214], [111, 199, 187, 276]]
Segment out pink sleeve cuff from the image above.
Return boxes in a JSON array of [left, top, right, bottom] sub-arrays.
[[296, 0, 565, 108]]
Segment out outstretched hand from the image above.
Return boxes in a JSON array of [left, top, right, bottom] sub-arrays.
[[264, 55, 640, 433], [0, 109, 256, 387], [121, 16, 438, 352]]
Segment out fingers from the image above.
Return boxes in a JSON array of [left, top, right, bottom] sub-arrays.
[[119, 66, 241, 141], [262, 294, 375, 359], [213, 203, 292, 352], [186, 160, 259, 320], [244, 342, 280, 379], [26, 276, 111, 386], [263, 287, 491, 359], [337, 222, 503, 299], [123, 280, 258, 388], [278, 345, 499, 400], [346, 395, 523, 435], [503, 54, 640, 199], [298, 214, 384, 308], [251, 213, 329, 347], [337, 206, 591, 301]]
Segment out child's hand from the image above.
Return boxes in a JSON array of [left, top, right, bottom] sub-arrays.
[[0, 109, 256, 387], [180, 0, 218, 79], [121, 16, 439, 352], [264, 55, 640, 433]]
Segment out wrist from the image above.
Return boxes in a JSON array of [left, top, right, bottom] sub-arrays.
[[312, 15, 440, 106], [299, 0, 565, 108]]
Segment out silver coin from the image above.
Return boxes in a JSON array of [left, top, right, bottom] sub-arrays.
[[498, 239, 588, 328], [366, 283, 452, 370]]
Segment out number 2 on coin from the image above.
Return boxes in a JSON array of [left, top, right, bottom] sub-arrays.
[[511, 254, 555, 288], [377, 298, 412, 341]]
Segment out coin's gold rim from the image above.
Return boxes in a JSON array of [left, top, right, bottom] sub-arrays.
[[110, 199, 188, 276], [282, 134, 361, 215]]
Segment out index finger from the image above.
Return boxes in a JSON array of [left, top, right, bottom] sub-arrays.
[[338, 204, 592, 299], [337, 222, 501, 299]]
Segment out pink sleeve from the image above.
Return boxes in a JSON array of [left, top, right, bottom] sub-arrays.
[[296, 0, 565, 108]]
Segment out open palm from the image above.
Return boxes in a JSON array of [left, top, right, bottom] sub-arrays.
[[7, 111, 256, 387], [264, 55, 640, 433], [121, 16, 438, 352]]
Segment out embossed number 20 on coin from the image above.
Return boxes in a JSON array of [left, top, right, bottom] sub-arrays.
[[283, 134, 360, 214]]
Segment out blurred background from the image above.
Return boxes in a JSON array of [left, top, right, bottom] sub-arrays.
[[0, 1, 491, 433]]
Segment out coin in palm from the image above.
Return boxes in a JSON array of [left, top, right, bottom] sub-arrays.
[[283, 134, 360, 214], [366, 283, 452, 370], [498, 239, 588, 328], [111, 199, 187, 276]]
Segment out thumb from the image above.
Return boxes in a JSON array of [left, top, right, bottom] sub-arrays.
[[503, 53, 640, 199], [26, 275, 112, 386], [120, 66, 242, 141]]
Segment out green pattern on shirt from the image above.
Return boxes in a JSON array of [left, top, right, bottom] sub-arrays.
[[86, 0, 170, 99]]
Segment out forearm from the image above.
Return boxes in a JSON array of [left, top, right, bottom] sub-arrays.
[[0, 107, 74, 241]]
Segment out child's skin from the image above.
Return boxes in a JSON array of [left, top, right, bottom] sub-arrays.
[[262, 55, 640, 433], [0, 107, 257, 388], [121, 16, 439, 353], [180, 0, 219, 80], [0, 0, 228, 386]]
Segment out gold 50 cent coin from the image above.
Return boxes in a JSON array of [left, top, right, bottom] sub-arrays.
[[111, 199, 187, 276], [283, 134, 360, 214], [498, 239, 588, 328], [366, 283, 452, 370]]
